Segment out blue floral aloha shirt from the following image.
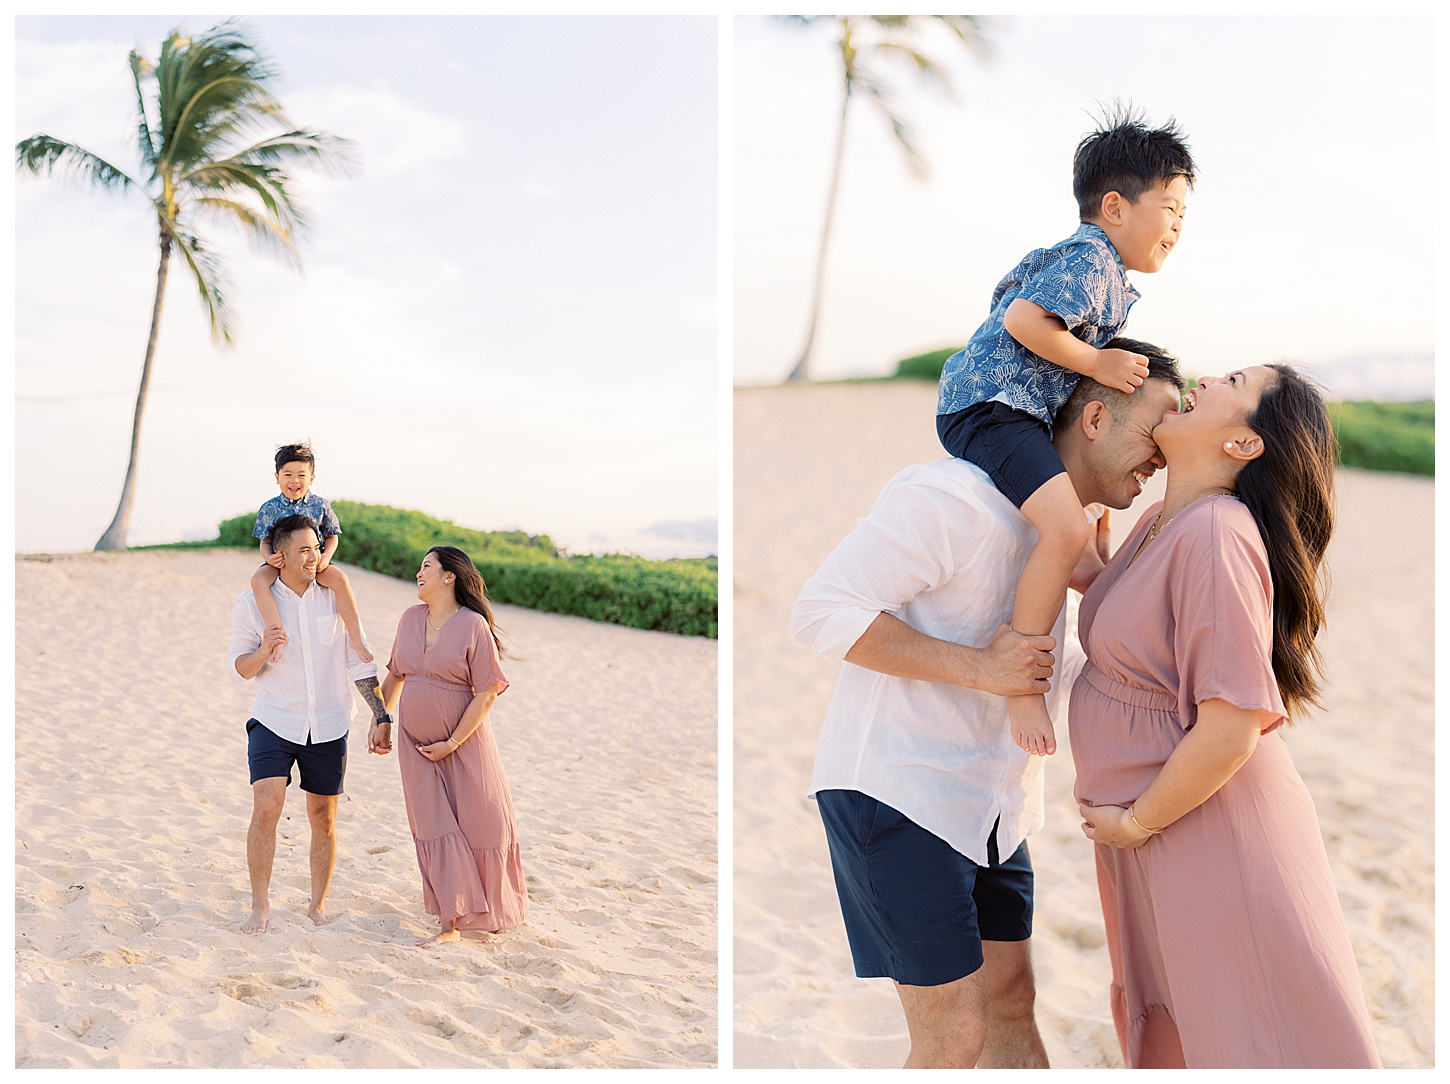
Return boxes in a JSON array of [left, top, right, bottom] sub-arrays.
[[253, 491, 342, 541], [936, 223, 1140, 428]]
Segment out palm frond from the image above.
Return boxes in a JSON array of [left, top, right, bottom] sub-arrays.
[[14, 136, 137, 190], [224, 129, 357, 178], [932, 15, 996, 63], [181, 160, 306, 236], [128, 51, 159, 169], [875, 43, 955, 93], [168, 225, 237, 344], [854, 76, 928, 178], [192, 196, 300, 267]]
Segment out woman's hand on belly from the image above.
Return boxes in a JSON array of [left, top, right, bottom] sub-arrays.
[[1078, 803, 1153, 849]]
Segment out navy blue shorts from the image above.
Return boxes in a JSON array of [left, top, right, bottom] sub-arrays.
[[246, 719, 347, 795], [937, 400, 1066, 508], [817, 789, 1034, 987]]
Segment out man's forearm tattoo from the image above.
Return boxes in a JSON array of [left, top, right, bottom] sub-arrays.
[[355, 678, 388, 721]]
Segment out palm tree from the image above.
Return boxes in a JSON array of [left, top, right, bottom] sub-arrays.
[[780, 15, 992, 383], [17, 22, 353, 550]]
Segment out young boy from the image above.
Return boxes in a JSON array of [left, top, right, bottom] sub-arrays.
[[936, 112, 1195, 757], [251, 442, 373, 664]]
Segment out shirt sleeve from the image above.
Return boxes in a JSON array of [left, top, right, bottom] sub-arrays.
[[1171, 502, 1287, 731], [318, 499, 342, 538], [1015, 241, 1113, 335], [226, 594, 263, 683], [791, 475, 973, 662], [467, 619, 509, 695], [252, 507, 268, 540]]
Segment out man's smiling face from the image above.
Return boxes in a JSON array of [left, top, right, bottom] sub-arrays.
[[1083, 378, 1181, 508]]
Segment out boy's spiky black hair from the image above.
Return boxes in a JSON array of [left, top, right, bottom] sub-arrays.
[[1073, 104, 1196, 221], [274, 440, 315, 474]]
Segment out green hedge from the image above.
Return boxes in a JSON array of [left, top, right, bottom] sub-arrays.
[[893, 346, 962, 382], [1329, 400, 1433, 476], [214, 500, 717, 638]]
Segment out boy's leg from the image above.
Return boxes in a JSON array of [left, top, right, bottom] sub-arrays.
[[250, 563, 286, 663], [1009, 474, 1089, 755], [316, 563, 373, 663]]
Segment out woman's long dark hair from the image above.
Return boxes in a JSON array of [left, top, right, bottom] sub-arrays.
[[428, 545, 505, 657], [1234, 364, 1336, 720]]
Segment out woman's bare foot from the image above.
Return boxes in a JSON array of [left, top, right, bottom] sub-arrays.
[[417, 924, 460, 947], [241, 904, 270, 935]]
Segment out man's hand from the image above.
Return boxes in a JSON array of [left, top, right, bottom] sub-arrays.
[[1068, 506, 1112, 593], [368, 720, 393, 755], [976, 623, 1055, 697], [1087, 347, 1149, 394]]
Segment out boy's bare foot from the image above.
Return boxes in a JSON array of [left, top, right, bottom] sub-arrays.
[[417, 925, 460, 947], [266, 624, 286, 664], [1008, 694, 1057, 757], [241, 904, 270, 935], [307, 907, 337, 927], [349, 635, 374, 664]]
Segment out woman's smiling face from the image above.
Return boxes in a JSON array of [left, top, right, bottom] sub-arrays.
[[416, 552, 453, 602], [1156, 366, 1276, 449]]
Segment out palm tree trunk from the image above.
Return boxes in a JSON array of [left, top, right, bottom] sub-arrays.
[[786, 84, 851, 383], [95, 233, 170, 551]]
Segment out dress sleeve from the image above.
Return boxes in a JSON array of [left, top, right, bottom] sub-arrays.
[[1170, 501, 1287, 731], [386, 609, 410, 680], [1015, 241, 1112, 335], [468, 619, 509, 696]]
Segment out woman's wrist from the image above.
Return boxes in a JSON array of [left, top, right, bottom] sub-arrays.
[[1128, 802, 1164, 836]]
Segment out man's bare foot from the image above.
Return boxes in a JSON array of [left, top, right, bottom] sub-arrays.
[[1008, 694, 1057, 757], [241, 904, 270, 935], [417, 926, 460, 947], [307, 908, 337, 927]]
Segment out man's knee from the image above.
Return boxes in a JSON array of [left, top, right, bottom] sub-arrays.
[[306, 794, 338, 833], [251, 780, 286, 825], [984, 941, 1038, 1021]]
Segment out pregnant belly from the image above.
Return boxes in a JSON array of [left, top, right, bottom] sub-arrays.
[[398, 681, 472, 745], [1068, 673, 1183, 808]]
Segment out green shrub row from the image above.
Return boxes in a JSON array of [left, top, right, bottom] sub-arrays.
[[1329, 399, 1433, 476], [213, 500, 718, 638], [890, 347, 1434, 477]]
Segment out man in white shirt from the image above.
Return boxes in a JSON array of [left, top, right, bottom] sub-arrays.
[[792, 339, 1185, 1068], [228, 514, 394, 935]]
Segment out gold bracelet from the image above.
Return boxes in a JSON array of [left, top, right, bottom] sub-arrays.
[[1128, 804, 1162, 835]]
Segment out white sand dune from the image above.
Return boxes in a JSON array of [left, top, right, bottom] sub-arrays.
[[16, 549, 717, 1068], [733, 382, 1432, 1068]]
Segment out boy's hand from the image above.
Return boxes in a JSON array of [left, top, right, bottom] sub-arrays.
[[315, 555, 330, 572], [266, 551, 286, 569], [1090, 347, 1150, 394]]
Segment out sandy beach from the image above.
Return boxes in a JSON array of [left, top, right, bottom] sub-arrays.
[[733, 381, 1433, 1068], [16, 549, 717, 1068]]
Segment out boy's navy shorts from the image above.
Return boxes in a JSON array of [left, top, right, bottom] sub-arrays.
[[817, 789, 1033, 987], [937, 400, 1066, 508], [246, 719, 347, 795]]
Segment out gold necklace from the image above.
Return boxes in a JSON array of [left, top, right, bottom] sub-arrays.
[[427, 606, 460, 631]]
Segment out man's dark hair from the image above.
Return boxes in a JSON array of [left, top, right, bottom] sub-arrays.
[[268, 514, 319, 551], [1054, 336, 1186, 437], [1073, 105, 1195, 221], [274, 441, 316, 474]]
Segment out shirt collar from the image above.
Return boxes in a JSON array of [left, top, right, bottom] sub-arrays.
[[1074, 222, 1137, 297], [274, 576, 316, 601]]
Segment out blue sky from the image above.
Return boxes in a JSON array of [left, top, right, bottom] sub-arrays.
[[16, 15, 717, 555], [734, 14, 1434, 396]]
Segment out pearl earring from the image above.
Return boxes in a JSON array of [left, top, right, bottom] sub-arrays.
[[1224, 442, 1234, 451]]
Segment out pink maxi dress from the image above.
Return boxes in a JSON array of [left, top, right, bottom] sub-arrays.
[[388, 605, 528, 933], [1068, 495, 1379, 1069]]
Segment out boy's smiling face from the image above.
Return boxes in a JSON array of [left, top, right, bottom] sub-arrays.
[[1095, 175, 1189, 274], [276, 460, 314, 502]]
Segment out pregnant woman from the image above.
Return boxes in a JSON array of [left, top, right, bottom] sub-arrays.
[[1071, 365, 1379, 1068], [381, 545, 528, 945]]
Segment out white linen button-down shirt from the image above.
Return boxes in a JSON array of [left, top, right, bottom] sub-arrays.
[[792, 457, 1086, 866], [227, 577, 378, 744]]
